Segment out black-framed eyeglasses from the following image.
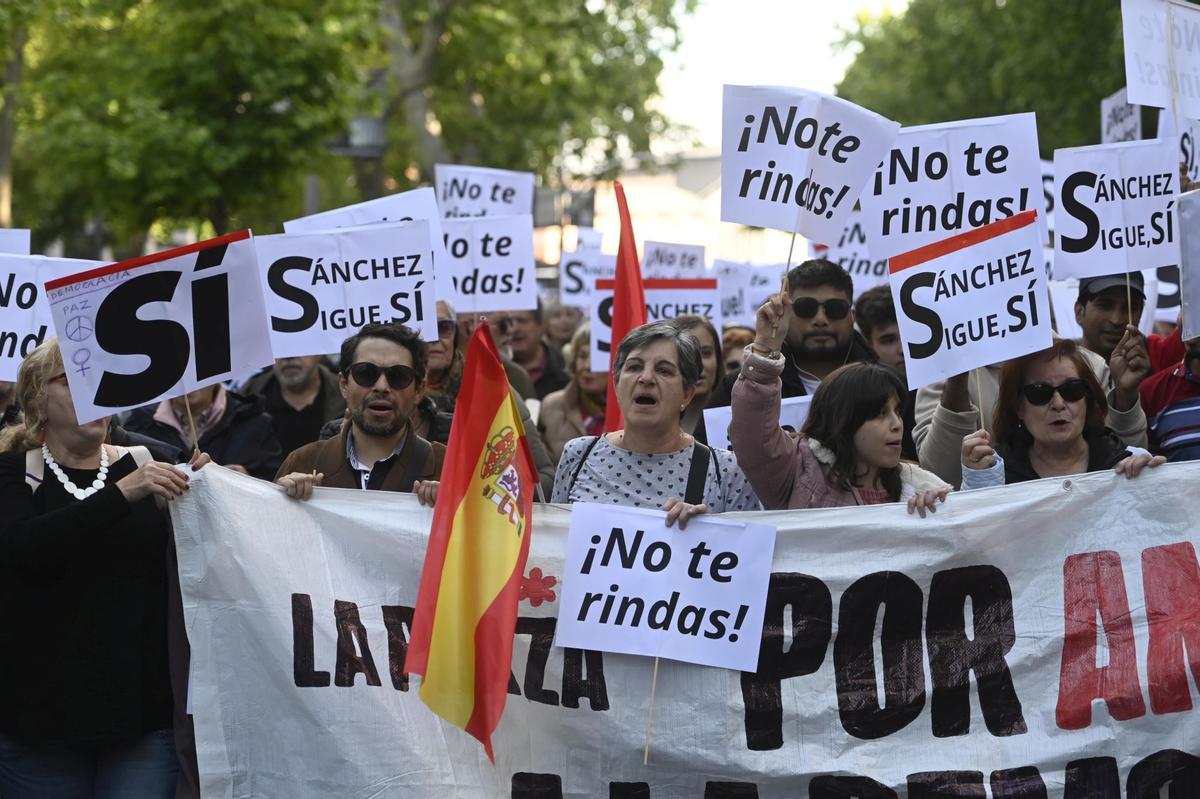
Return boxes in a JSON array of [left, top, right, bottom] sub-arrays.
[[345, 362, 419, 390], [436, 319, 456, 337], [792, 297, 851, 320], [1022, 378, 1088, 406]]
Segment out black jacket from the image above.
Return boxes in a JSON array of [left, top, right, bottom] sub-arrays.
[[124, 391, 283, 480], [997, 428, 1132, 484], [109, 422, 186, 464]]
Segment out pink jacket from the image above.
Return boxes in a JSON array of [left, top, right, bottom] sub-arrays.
[[729, 350, 947, 510]]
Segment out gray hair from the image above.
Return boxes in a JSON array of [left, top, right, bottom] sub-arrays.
[[612, 321, 702, 390]]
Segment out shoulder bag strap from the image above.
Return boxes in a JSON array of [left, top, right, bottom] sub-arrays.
[[683, 442, 711, 506], [566, 436, 602, 497]]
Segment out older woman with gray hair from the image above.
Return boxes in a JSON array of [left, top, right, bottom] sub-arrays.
[[551, 321, 760, 526]]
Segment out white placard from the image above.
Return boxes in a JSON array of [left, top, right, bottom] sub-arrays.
[[860, 113, 1045, 259], [1122, 0, 1200, 119], [44, 232, 273, 424], [554, 503, 775, 671], [434, 164, 534, 218], [575, 227, 603, 251], [558, 249, 615, 309], [641, 240, 706, 279], [175, 458, 1200, 797], [284, 187, 451, 296], [0, 255, 102, 381], [807, 210, 889, 298], [888, 210, 1052, 389], [711, 261, 780, 329], [0, 229, 31, 255], [590, 278, 723, 372], [1179, 189, 1200, 338], [703, 395, 812, 452], [1158, 107, 1200, 183], [441, 214, 537, 313], [254, 222, 437, 357], [720, 85, 900, 241], [1102, 87, 1143, 144], [1053, 138, 1179, 280], [1041, 159, 1056, 244]]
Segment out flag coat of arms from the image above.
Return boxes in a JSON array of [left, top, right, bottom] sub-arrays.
[[405, 323, 538, 759]]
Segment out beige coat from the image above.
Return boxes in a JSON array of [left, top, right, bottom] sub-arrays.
[[538, 382, 588, 463]]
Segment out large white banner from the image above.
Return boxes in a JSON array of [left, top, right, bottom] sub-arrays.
[[44, 232, 273, 424], [435, 164, 535, 218], [1053, 138, 1180, 280], [720, 85, 900, 240], [174, 464, 1200, 797], [590, 278, 723, 372], [0, 255, 101, 381], [1123, 0, 1200, 119], [860, 113, 1045, 259], [255, 222, 438, 356], [888, 210, 1052, 389]]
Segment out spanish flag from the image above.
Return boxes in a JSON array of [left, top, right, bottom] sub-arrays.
[[405, 322, 538, 760]]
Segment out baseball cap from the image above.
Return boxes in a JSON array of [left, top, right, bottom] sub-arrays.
[[1078, 272, 1145, 303]]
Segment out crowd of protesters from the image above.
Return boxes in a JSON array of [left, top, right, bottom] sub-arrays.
[[0, 252, 1192, 795]]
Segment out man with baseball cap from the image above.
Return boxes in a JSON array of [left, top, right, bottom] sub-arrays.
[[1075, 272, 1146, 362]]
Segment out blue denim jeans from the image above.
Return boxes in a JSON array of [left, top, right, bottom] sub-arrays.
[[0, 728, 178, 798]]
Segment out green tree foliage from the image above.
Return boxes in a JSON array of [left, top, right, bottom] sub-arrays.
[[835, 0, 1134, 157]]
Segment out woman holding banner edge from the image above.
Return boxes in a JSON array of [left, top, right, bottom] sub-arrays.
[[960, 338, 1163, 487], [0, 338, 209, 798], [730, 293, 950, 514]]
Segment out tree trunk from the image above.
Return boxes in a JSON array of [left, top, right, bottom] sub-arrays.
[[0, 21, 27, 228]]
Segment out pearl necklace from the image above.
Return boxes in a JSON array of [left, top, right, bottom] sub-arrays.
[[42, 444, 109, 500]]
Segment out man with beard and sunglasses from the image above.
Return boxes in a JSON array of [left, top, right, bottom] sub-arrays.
[[275, 323, 444, 503], [708, 259, 878, 408]]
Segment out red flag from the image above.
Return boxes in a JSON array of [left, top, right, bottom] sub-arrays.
[[603, 181, 646, 433]]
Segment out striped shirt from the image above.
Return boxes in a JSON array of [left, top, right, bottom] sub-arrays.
[[1140, 360, 1200, 462]]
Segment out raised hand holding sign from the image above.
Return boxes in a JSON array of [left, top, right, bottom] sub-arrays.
[[45, 231, 273, 424]]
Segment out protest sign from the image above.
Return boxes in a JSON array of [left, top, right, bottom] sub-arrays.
[[558, 249, 615, 309], [554, 503, 774, 671], [254, 222, 437, 357], [711, 261, 779, 329], [1041, 159, 1056, 244], [1122, 0, 1200, 119], [860, 113, 1045, 259], [703, 395, 812, 452], [575, 227, 603, 251], [1102, 87, 1143, 144], [0, 228, 31, 255], [720, 85, 900, 240], [44, 231, 272, 424], [0, 255, 101, 381], [175, 461, 1200, 797], [1158, 107, 1200, 184], [435, 163, 534, 218], [808, 210, 889, 297], [1178, 189, 1200, 338], [1053, 138, 1179, 280], [284, 187, 451, 289], [590, 278, 722, 372], [641, 240, 705, 279], [888, 210, 1051, 389], [1154, 264, 1182, 322], [441, 214, 537, 312]]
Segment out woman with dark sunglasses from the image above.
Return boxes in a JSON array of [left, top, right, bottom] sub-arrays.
[[960, 339, 1164, 487]]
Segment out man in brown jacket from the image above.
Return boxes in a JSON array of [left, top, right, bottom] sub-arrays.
[[276, 323, 444, 502]]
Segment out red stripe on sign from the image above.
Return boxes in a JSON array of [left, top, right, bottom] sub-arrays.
[[45, 229, 252, 290], [888, 210, 1038, 274], [595, 278, 717, 290]]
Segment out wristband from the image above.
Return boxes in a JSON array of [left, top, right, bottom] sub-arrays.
[[748, 341, 780, 358]]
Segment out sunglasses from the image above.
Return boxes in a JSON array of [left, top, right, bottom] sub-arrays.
[[437, 319, 456, 337], [345, 362, 419, 390], [792, 297, 851, 320], [1022, 378, 1089, 406]]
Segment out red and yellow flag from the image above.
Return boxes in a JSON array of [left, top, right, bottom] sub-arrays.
[[405, 322, 538, 760]]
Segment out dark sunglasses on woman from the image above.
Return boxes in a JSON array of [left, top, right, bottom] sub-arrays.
[[437, 319, 456, 337], [792, 297, 851, 320], [345, 362, 419, 390], [1022, 378, 1088, 405]]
